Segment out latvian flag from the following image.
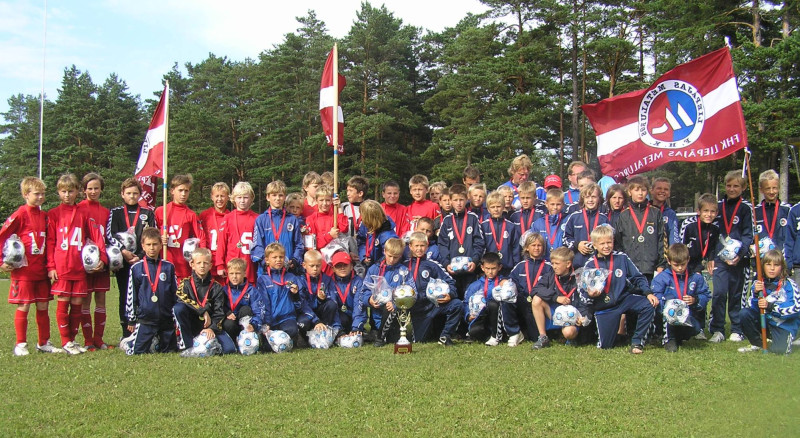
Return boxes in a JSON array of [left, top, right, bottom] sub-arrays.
[[134, 87, 167, 208], [583, 47, 747, 180], [320, 48, 346, 153]]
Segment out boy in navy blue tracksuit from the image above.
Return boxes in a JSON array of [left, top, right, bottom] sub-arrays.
[[174, 247, 237, 354], [251, 180, 305, 275], [361, 238, 417, 346], [463, 252, 523, 346], [511, 181, 545, 238], [510, 232, 553, 344], [563, 183, 609, 269], [754, 170, 791, 254], [531, 189, 567, 260], [221, 258, 254, 345], [651, 244, 710, 352], [125, 228, 178, 355], [438, 184, 485, 299], [710, 171, 753, 343], [407, 232, 461, 345], [330, 252, 366, 335], [296, 249, 338, 337], [248, 243, 302, 347], [530, 247, 582, 348], [574, 225, 658, 353], [481, 191, 520, 275]]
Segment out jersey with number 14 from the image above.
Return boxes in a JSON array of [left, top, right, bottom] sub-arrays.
[[215, 209, 258, 283], [46, 204, 107, 280], [155, 202, 207, 279]]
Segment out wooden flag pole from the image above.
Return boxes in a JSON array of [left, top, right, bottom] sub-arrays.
[[743, 149, 768, 352], [162, 81, 170, 260], [332, 43, 339, 228]]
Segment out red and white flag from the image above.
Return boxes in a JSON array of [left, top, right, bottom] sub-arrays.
[[134, 86, 167, 208], [583, 47, 747, 180], [320, 48, 346, 153]]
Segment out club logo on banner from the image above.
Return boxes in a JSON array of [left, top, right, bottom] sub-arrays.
[[583, 47, 747, 180]]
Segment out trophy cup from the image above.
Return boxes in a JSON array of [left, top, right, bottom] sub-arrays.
[[392, 285, 416, 354]]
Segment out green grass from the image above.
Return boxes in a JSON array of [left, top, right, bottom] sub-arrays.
[[0, 279, 798, 437]]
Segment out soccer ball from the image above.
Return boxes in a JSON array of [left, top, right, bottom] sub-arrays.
[[82, 242, 101, 272], [663, 299, 690, 326], [337, 333, 363, 348], [426, 279, 449, 304], [115, 231, 136, 252], [580, 268, 609, 295], [553, 305, 581, 327], [267, 330, 293, 353], [308, 326, 336, 349], [492, 281, 518, 303], [180, 332, 222, 358], [2, 235, 26, 268], [182, 238, 200, 262], [237, 330, 260, 356], [107, 246, 123, 272], [750, 237, 775, 258], [468, 294, 486, 318], [451, 256, 471, 273], [367, 275, 393, 306], [718, 236, 742, 263]]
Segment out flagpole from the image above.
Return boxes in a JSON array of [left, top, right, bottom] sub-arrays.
[[38, 0, 47, 179], [162, 81, 170, 259], [332, 43, 339, 228], [743, 149, 768, 352]]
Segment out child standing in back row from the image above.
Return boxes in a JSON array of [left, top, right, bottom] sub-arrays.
[[155, 174, 207, 280], [199, 182, 230, 284]]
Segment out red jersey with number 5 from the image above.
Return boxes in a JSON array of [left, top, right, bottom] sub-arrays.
[[215, 209, 258, 283]]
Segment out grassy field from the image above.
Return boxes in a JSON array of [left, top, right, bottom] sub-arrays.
[[0, 279, 798, 437]]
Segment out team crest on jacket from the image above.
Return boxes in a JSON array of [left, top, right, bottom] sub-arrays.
[[647, 226, 654, 235], [639, 80, 705, 149], [140, 214, 148, 221], [422, 269, 430, 279], [733, 216, 739, 224], [393, 274, 399, 282], [159, 273, 167, 281], [615, 269, 623, 278], [663, 217, 669, 224], [781, 218, 788, 227], [287, 223, 294, 232], [467, 226, 473, 234]]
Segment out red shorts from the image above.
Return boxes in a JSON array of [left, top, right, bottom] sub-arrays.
[[51, 278, 89, 298], [8, 280, 52, 304], [86, 272, 111, 293]]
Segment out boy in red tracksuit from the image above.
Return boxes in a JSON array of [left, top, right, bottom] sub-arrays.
[[381, 180, 410, 236], [77, 172, 111, 350], [1, 177, 61, 356], [307, 185, 348, 251], [155, 174, 207, 280], [199, 182, 230, 283], [215, 182, 258, 284], [407, 175, 441, 231], [47, 174, 108, 355]]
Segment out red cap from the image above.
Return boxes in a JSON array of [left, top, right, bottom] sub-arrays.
[[544, 175, 562, 189], [331, 251, 352, 266]]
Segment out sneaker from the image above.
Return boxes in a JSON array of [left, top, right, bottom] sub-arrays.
[[709, 332, 725, 343], [85, 344, 97, 352], [507, 332, 525, 347], [62, 341, 84, 355], [694, 330, 707, 341], [792, 338, 800, 347], [36, 340, 64, 354], [13, 343, 29, 356], [564, 340, 574, 346], [75, 344, 88, 353], [373, 338, 386, 348], [97, 343, 112, 350], [664, 340, 678, 353], [532, 335, 550, 350], [484, 336, 500, 346], [738, 345, 761, 353], [438, 336, 454, 347], [729, 333, 745, 342]]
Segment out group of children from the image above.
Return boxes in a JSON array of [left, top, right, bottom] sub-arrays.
[[2, 156, 798, 356]]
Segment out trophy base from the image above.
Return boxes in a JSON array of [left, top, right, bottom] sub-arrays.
[[394, 342, 412, 354]]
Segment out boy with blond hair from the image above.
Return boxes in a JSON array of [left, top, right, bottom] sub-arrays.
[[215, 182, 258, 284], [531, 247, 581, 348], [614, 175, 666, 281], [532, 188, 567, 260], [407, 175, 441, 228], [481, 191, 520, 273], [511, 181, 545, 236], [301, 171, 323, 218], [306, 185, 348, 250], [252, 180, 304, 275], [199, 182, 230, 283]]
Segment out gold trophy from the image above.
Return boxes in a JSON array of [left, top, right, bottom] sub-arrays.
[[392, 285, 416, 354]]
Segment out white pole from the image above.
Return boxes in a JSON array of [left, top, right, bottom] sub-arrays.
[[38, 0, 47, 179]]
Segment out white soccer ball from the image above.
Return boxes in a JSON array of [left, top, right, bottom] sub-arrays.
[[553, 305, 581, 327], [115, 231, 137, 252], [718, 236, 742, 263], [82, 242, 101, 272], [468, 294, 486, 318], [267, 330, 293, 353], [663, 299, 690, 326], [492, 281, 517, 303], [580, 268, 609, 294], [2, 235, 26, 268], [426, 279, 449, 304], [337, 333, 363, 348], [107, 246, 123, 272], [182, 238, 200, 262], [750, 237, 776, 258], [451, 256, 471, 273], [180, 332, 222, 358], [308, 326, 336, 349], [372, 287, 393, 306], [237, 330, 260, 355]]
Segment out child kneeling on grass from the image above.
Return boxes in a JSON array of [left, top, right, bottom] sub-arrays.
[[650, 243, 709, 352], [221, 258, 254, 347], [463, 252, 524, 347], [125, 228, 178, 355], [575, 224, 658, 354], [738, 249, 799, 354], [530, 247, 581, 349], [247, 243, 301, 350]]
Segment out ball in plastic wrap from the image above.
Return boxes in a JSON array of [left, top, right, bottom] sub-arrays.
[[451, 256, 471, 273], [182, 238, 200, 262], [307, 326, 336, 349], [107, 246, 123, 272], [663, 299, 690, 326], [2, 235, 26, 269], [368, 275, 393, 306], [491, 281, 517, 303], [426, 279, 449, 304], [718, 236, 742, 263], [82, 241, 101, 272], [337, 333, 363, 348], [115, 231, 136, 252], [580, 268, 610, 295], [553, 305, 581, 327], [468, 293, 486, 318], [237, 330, 260, 355], [180, 332, 222, 358], [267, 330, 293, 353], [751, 237, 775, 258]]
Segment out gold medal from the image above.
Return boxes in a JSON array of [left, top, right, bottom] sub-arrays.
[[498, 253, 503, 260], [151, 295, 158, 303], [637, 235, 645, 243], [458, 246, 465, 254], [526, 296, 532, 303], [341, 305, 347, 312], [604, 295, 611, 303]]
